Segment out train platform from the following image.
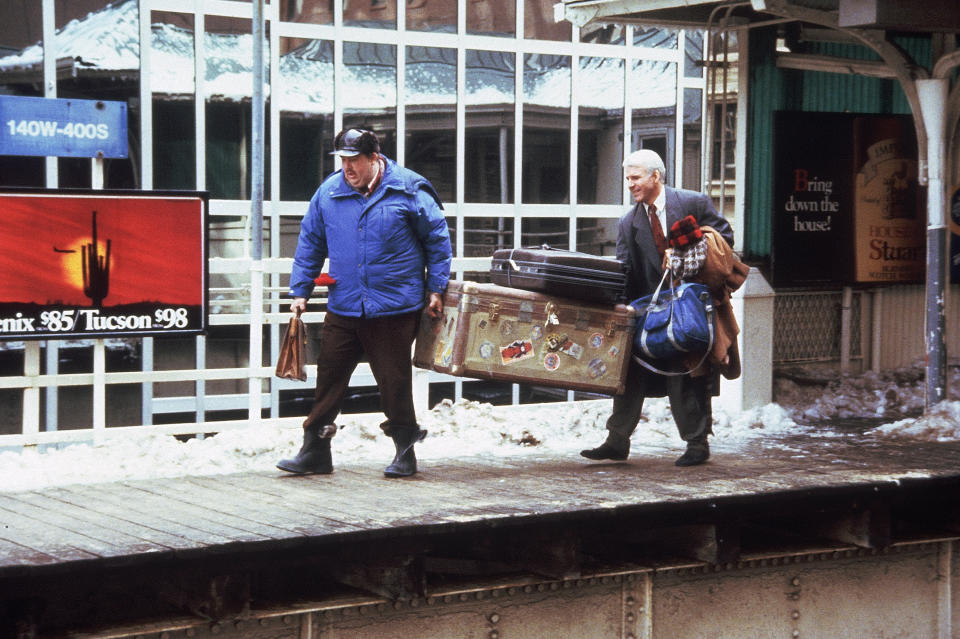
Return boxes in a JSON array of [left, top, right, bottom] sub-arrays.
[[2, 427, 959, 636]]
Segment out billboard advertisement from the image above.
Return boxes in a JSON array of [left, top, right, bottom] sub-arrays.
[[0, 190, 208, 340], [772, 112, 855, 286], [773, 112, 925, 287], [851, 116, 924, 283]]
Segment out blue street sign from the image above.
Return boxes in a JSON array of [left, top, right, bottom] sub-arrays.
[[0, 95, 128, 159]]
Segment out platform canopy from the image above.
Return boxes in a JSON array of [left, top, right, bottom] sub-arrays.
[[555, 0, 960, 32]]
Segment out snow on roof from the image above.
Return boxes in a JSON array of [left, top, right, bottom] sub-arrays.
[[0, 0, 677, 113]]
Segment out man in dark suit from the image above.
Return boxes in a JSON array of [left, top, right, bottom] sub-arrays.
[[580, 149, 733, 467]]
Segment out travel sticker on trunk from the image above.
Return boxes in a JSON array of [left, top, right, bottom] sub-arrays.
[[500, 339, 535, 365]]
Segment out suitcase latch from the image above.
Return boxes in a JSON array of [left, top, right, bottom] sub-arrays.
[[488, 302, 501, 322], [606, 319, 617, 337], [544, 302, 559, 328]]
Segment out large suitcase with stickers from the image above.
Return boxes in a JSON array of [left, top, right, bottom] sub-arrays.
[[413, 280, 637, 395], [489, 246, 627, 304]]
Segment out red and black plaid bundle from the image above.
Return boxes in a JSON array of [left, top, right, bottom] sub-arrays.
[[668, 215, 703, 248]]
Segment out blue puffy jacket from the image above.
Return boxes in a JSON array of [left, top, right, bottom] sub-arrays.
[[288, 156, 452, 318]]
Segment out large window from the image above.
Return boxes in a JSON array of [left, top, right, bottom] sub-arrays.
[[0, 0, 706, 262]]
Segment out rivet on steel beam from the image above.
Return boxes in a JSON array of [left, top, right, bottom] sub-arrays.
[[185, 629, 196, 637], [444, 595, 454, 603], [793, 631, 800, 638], [283, 615, 294, 625], [627, 634, 636, 639], [508, 587, 517, 595], [394, 601, 404, 610], [259, 618, 270, 627], [626, 613, 635, 623], [792, 610, 800, 620], [791, 577, 801, 587], [489, 631, 499, 639], [459, 593, 469, 602], [427, 597, 437, 606], [537, 584, 546, 592], [160, 633, 170, 639], [489, 613, 500, 623], [411, 598, 422, 608], [626, 596, 635, 605], [550, 582, 559, 591], [210, 623, 222, 635], [524, 585, 533, 593]]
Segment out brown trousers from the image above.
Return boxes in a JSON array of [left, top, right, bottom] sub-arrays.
[[302, 310, 420, 436]]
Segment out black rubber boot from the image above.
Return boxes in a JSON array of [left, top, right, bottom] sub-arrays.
[[675, 436, 710, 467], [277, 424, 335, 474], [384, 428, 427, 478]]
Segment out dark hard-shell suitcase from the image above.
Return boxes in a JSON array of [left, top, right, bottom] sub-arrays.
[[489, 245, 627, 304], [414, 280, 637, 395]]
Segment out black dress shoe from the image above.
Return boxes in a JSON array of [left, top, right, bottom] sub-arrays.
[[674, 441, 709, 467], [580, 441, 629, 461]]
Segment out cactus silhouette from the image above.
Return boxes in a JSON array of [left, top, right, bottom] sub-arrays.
[[82, 210, 111, 307]]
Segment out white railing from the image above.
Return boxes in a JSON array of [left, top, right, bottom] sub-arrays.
[[1, 253, 495, 449]]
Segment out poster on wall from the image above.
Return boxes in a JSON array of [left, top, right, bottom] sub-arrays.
[[852, 116, 925, 283], [0, 189, 208, 341], [773, 112, 925, 287], [772, 112, 854, 286]]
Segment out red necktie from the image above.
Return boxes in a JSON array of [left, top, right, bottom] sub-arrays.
[[648, 204, 667, 259]]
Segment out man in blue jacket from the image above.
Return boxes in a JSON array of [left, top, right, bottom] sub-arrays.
[[278, 128, 452, 478]]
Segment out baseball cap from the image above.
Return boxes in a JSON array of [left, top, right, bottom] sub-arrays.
[[330, 128, 380, 157]]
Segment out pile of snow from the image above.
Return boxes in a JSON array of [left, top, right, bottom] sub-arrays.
[[0, 365, 957, 492]]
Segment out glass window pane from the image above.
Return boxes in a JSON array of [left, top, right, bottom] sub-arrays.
[[279, 0, 333, 25], [203, 16, 268, 200], [521, 217, 569, 249], [153, 12, 196, 191], [629, 60, 676, 177], [343, 42, 397, 158], [684, 29, 704, 77], [467, 0, 514, 36], [682, 87, 703, 191], [580, 23, 624, 45], [466, 50, 515, 204], [633, 25, 677, 48], [279, 37, 334, 200], [524, 0, 571, 41], [407, 0, 456, 32], [576, 218, 618, 255], [465, 216, 514, 257], [578, 57, 623, 205], [405, 46, 456, 202], [445, 216, 458, 257], [344, 0, 396, 29], [523, 54, 570, 204]]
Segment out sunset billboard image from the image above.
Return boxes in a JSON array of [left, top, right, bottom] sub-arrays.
[[0, 190, 207, 340]]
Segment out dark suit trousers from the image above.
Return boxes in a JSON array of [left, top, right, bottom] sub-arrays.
[[302, 310, 420, 436], [605, 362, 713, 445]]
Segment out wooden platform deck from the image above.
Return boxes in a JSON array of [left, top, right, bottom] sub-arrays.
[[2, 430, 959, 576]]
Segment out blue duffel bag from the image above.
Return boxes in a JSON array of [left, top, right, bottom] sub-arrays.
[[630, 271, 715, 375]]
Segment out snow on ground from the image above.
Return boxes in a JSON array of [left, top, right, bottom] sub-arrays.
[[0, 365, 958, 492]]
